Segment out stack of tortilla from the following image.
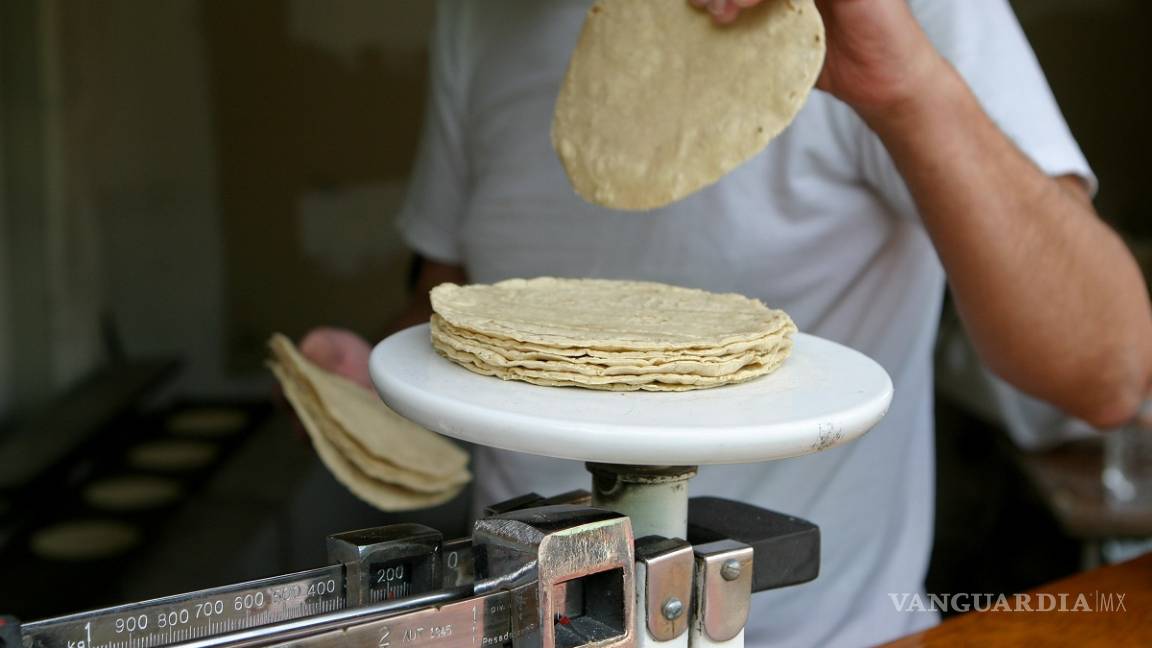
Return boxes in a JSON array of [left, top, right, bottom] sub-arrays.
[[430, 278, 795, 392], [269, 334, 470, 511]]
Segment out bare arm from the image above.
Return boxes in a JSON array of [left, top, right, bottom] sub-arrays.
[[864, 67, 1152, 427], [701, 0, 1152, 425]]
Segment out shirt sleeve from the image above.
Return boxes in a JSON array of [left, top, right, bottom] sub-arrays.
[[860, 0, 1097, 209], [395, 0, 471, 264]]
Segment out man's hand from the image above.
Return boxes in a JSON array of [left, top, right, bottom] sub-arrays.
[[300, 327, 374, 390], [690, 0, 945, 116], [299, 260, 466, 392]]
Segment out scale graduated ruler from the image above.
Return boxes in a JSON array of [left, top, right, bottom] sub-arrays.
[[8, 496, 821, 648], [9, 507, 635, 648], [18, 566, 347, 648]]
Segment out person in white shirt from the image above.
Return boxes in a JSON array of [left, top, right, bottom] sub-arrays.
[[301, 0, 1152, 644]]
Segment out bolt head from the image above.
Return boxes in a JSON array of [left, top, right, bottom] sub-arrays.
[[661, 596, 684, 620], [720, 558, 742, 581]]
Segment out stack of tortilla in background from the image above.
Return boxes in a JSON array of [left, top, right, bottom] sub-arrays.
[[430, 278, 796, 391], [269, 334, 470, 511]]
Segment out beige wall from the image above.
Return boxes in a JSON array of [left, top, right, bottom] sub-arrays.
[[1, 0, 106, 416], [0, 68, 9, 417], [202, 0, 432, 373], [46, 0, 433, 396], [57, 0, 229, 395]]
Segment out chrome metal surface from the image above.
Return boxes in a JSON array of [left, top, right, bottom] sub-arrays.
[[284, 583, 538, 648], [719, 560, 741, 582], [659, 599, 682, 621], [21, 566, 345, 648], [475, 506, 636, 648], [326, 524, 442, 606], [693, 541, 753, 643], [635, 537, 692, 642], [155, 506, 637, 648], [16, 498, 808, 648], [440, 537, 474, 588], [167, 586, 478, 648]]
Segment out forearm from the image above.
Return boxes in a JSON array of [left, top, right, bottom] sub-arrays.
[[861, 62, 1152, 425]]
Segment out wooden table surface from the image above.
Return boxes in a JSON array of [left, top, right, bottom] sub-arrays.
[[884, 552, 1152, 646]]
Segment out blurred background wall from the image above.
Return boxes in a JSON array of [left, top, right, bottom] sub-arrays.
[[1, 0, 436, 422]]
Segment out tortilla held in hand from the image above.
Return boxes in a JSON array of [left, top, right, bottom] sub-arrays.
[[268, 334, 470, 511], [552, 0, 825, 211]]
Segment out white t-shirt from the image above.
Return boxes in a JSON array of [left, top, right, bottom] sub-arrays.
[[397, 1, 1093, 645]]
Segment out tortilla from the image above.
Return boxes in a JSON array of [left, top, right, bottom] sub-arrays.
[[84, 475, 183, 512], [273, 365, 463, 511], [127, 440, 218, 472], [269, 335, 469, 483], [553, 0, 825, 210], [31, 520, 141, 561], [432, 315, 788, 377], [429, 278, 796, 392], [434, 339, 790, 391], [430, 278, 793, 350], [166, 407, 249, 438], [268, 335, 470, 511], [433, 313, 790, 360], [272, 359, 468, 493]]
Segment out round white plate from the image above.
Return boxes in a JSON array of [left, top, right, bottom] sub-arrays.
[[370, 325, 892, 466]]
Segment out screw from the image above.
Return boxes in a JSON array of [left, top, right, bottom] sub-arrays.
[[661, 597, 684, 620], [721, 559, 742, 581]]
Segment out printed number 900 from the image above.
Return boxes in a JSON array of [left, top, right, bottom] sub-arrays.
[[114, 614, 148, 633]]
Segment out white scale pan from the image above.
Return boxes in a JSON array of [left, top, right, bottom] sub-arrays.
[[370, 324, 892, 467]]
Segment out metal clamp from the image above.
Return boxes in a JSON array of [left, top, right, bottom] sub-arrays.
[[692, 540, 753, 644], [475, 505, 636, 648], [634, 537, 693, 644]]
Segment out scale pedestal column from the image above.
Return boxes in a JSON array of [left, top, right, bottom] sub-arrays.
[[587, 463, 698, 540]]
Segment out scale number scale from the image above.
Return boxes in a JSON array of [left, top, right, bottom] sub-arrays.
[[21, 567, 345, 648]]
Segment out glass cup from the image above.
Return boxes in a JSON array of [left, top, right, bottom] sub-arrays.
[[1102, 399, 1152, 508]]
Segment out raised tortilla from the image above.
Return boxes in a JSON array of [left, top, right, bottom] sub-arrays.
[[553, 0, 825, 210]]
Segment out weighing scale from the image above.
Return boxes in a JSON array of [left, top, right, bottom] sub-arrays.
[[6, 324, 892, 648]]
